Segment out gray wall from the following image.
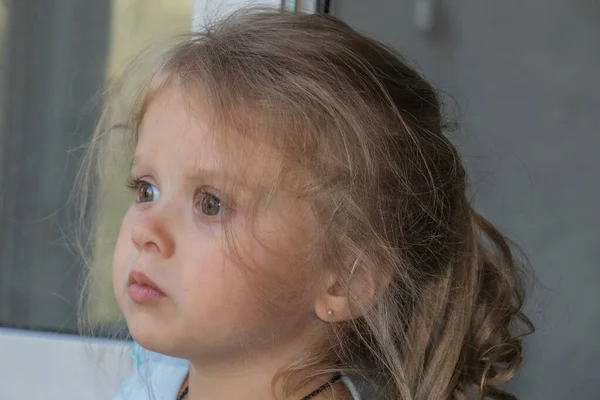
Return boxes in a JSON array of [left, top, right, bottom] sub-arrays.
[[333, 1, 599, 398]]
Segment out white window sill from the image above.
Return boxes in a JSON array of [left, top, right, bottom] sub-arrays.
[[0, 328, 131, 400]]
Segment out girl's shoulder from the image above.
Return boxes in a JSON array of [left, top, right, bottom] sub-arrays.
[[112, 342, 378, 400]]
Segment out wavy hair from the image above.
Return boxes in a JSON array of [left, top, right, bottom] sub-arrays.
[[78, 9, 533, 400]]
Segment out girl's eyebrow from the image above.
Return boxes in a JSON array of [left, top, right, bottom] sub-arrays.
[[131, 155, 252, 192], [131, 156, 222, 179], [130, 156, 146, 172]]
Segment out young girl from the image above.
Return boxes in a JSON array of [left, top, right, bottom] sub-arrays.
[[82, 9, 531, 400]]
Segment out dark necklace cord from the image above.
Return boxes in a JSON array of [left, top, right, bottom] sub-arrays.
[[300, 372, 342, 400], [177, 372, 342, 400], [176, 386, 189, 400]]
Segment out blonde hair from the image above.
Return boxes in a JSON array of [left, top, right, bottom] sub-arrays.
[[78, 9, 533, 400]]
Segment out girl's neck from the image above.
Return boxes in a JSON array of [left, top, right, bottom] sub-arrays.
[[184, 365, 350, 400], [181, 331, 350, 400], [185, 361, 276, 400]]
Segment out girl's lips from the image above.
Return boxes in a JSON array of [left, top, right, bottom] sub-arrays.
[[127, 270, 166, 304]]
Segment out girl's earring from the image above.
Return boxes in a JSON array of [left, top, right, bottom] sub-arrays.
[[327, 309, 334, 317]]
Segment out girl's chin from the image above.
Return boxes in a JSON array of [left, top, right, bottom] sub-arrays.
[[124, 312, 176, 351], [125, 312, 206, 360], [128, 324, 181, 357]]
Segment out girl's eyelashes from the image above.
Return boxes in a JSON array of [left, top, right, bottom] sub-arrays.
[[126, 177, 160, 203]]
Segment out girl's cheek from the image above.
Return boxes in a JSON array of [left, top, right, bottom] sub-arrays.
[[112, 214, 135, 299]]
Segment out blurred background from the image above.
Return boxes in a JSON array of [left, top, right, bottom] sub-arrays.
[[0, 0, 598, 399]]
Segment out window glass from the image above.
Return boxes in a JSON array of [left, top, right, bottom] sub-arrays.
[[0, 0, 193, 333]]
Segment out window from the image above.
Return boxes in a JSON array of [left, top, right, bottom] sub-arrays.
[[0, 0, 194, 333], [0, 0, 311, 337]]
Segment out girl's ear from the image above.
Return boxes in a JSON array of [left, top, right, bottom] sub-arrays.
[[314, 258, 390, 322]]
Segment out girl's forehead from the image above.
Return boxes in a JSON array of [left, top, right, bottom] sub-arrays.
[[135, 86, 286, 190]]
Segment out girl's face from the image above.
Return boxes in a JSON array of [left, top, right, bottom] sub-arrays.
[[112, 87, 324, 362]]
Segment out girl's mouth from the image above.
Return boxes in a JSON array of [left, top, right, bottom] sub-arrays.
[[127, 270, 166, 304]]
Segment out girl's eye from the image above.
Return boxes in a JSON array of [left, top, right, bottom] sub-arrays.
[[138, 182, 159, 203], [196, 191, 224, 217], [128, 180, 160, 203]]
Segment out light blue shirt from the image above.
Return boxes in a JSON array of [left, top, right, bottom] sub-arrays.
[[112, 343, 368, 400]]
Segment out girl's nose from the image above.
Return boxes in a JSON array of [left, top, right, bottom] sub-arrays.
[[131, 209, 176, 259]]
